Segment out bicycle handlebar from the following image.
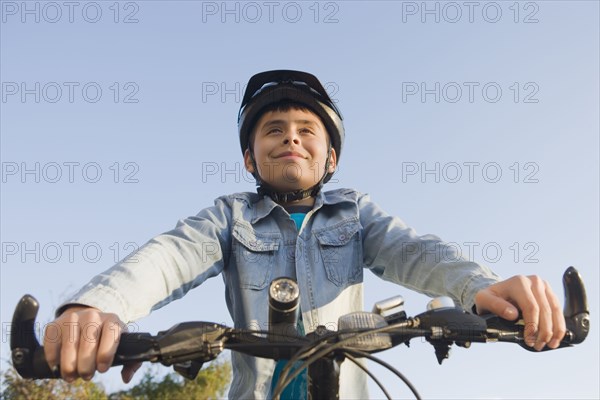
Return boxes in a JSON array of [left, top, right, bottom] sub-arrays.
[[10, 267, 590, 387]]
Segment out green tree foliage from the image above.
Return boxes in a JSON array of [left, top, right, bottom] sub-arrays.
[[109, 361, 231, 400], [0, 366, 107, 400], [1, 360, 231, 400]]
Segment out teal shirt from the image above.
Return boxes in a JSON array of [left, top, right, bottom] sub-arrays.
[[271, 211, 308, 400], [289, 213, 306, 231]]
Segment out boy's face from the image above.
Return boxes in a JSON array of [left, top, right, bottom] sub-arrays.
[[244, 108, 337, 193]]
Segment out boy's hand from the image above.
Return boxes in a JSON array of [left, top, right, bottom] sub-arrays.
[[43, 306, 141, 383], [474, 275, 567, 351]]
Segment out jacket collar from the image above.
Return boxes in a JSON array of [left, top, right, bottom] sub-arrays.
[[251, 195, 280, 224], [250, 189, 354, 224]]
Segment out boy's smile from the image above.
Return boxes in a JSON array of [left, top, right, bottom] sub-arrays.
[[244, 108, 337, 194]]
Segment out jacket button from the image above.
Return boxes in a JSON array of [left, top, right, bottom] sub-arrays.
[[339, 234, 346, 241]]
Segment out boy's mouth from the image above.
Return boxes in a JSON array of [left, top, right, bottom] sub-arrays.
[[274, 151, 307, 159]]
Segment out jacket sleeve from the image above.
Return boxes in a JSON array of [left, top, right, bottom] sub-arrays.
[[55, 196, 233, 322], [357, 192, 500, 311]]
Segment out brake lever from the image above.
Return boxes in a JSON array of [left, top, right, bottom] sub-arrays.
[[155, 321, 229, 366], [412, 306, 488, 363], [148, 321, 229, 380]]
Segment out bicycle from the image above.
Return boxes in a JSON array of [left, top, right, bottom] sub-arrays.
[[10, 266, 590, 400]]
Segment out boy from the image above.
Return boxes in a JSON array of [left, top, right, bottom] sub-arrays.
[[44, 70, 566, 399]]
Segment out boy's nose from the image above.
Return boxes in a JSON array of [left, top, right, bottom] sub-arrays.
[[282, 131, 300, 145]]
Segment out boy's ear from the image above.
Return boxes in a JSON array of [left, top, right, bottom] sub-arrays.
[[328, 148, 337, 173], [243, 149, 255, 174]]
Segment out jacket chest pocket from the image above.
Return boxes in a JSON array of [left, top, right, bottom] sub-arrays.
[[232, 223, 280, 290], [314, 219, 363, 286]]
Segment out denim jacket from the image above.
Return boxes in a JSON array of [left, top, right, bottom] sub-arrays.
[[60, 188, 500, 399]]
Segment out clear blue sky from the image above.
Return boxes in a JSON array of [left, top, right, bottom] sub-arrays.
[[1, 1, 598, 398]]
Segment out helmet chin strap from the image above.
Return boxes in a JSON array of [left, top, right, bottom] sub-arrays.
[[249, 145, 332, 203]]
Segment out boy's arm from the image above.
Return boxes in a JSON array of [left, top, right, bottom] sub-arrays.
[[55, 198, 232, 322], [357, 193, 499, 311], [357, 193, 565, 350], [45, 197, 233, 381]]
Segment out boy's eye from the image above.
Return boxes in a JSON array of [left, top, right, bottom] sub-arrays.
[[266, 128, 283, 134]]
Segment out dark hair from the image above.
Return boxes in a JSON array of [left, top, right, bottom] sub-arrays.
[[259, 100, 312, 115]]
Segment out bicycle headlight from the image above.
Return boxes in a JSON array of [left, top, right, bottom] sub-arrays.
[[268, 278, 300, 338], [269, 278, 299, 310]]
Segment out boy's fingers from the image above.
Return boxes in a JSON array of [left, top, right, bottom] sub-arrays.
[[59, 315, 81, 382], [547, 285, 567, 348], [76, 316, 102, 380], [43, 306, 95, 377], [510, 277, 540, 348], [97, 316, 124, 372], [477, 275, 540, 347], [474, 289, 519, 320], [528, 276, 553, 351], [43, 321, 62, 372]]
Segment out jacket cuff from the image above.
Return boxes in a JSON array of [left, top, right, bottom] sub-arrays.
[[55, 284, 131, 322], [462, 275, 501, 313]]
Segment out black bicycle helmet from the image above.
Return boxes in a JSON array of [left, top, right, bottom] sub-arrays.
[[238, 70, 345, 202]]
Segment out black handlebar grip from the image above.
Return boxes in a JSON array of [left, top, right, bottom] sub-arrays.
[[10, 295, 58, 379], [112, 332, 159, 365], [16, 332, 157, 379], [563, 266, 590, 345]]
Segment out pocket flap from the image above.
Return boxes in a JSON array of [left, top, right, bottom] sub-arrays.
[[233, 223, 280, 252], [314, 219, 360, 246]]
